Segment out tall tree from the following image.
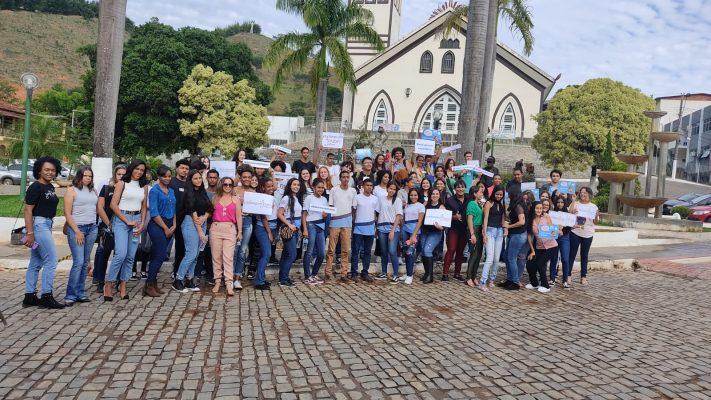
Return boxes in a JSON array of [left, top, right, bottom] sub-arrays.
[[265, 0, 385, 151]]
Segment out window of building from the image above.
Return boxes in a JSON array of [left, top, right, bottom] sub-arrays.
[[372, 99, 389, 128], [439, 39, 460, 49], [419, 51, 433, 73], [441, 51, 455, 73], [691, 123, 700, 136], [499, 103, 516, 134], [703, 117, 711, 132], [421, 93, 460, 132]]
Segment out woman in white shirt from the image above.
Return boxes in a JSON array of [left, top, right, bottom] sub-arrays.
[[302, 179, 328, 285], [401, 188, 425, 285], [377, 182, 403, 284], [374, 170, 391, 200], [277, 178, 302, 287], [568, 187, 599, 286]]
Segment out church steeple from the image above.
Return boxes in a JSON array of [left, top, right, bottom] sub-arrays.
[[347, 0, 402, 67]]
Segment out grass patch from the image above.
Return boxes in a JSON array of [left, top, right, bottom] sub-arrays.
[[0, 195, 64, 218], [704, 227, 711, 233]]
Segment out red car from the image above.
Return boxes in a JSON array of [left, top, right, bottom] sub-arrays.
[[688, 206, 711, 222]]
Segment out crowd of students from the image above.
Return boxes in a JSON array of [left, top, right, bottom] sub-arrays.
[[20, 144, 599, 309]]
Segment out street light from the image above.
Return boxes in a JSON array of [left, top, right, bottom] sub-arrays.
[[19, 73, 39, 200]]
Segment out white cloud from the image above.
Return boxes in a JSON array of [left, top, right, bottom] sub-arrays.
[[125, 0, 711, 97]]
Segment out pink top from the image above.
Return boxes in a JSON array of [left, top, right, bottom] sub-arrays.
[[212, 201, 237, 223], [532, 215, 558, 250]]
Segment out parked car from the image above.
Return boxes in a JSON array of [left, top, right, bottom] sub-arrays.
[[663, 193, 703, 215], [688, 205, 711, 222], [0, 167, 30, 185], [663, 193, 711, 215]]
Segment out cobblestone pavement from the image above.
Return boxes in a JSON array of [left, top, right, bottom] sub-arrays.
[[0, 267, 710, 400]]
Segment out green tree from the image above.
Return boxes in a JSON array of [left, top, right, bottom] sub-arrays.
[[0, 79, 19, 105], [178, 64, 269, 156], [532, 78, 656, 171], [265, 0, 385, 151], [8, 116, 80, 161], [33, 84, 84, 117]]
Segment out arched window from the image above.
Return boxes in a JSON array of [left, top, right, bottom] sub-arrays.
[[372, 99, 389, 128], [452, 39, 460, 48], [441, 51, 454, 73], [420, 93, 460, 132], [419, 51, 433, 73], [499, 103, 516, 134]]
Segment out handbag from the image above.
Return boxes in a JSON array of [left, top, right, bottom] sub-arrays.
[[279, 201, 296, 240], [99, 225, 114, 251], [11, 196, 29, 245]]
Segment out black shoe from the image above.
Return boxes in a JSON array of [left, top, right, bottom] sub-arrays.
[[206, 277, 216, 285], [279, 280, 295, 287], [96, 284, 104, 294], [172, 279, 187, 293], [130, 272, 138, 281], [141, 271, 147, 279], [453, 275, 465, 282], [255, 284, 270, 290], [22, 293, 39, 308], [504, 282, 520, 290], [441, 275, 450, 282], [185, 278, 200, 292], [264, 281, 272, 287], [497, 280, 512, 287], [38, 292, 65, 309], [422, 257, 434, 284], [246, 272, 255, 280], [76, 297, 91, 303]]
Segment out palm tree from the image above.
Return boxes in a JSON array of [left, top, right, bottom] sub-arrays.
[[265, 0, 385, 151], [9, 116, 79, 161]]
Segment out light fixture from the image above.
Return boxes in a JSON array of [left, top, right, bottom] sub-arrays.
[[405, 88, 411, 98], [20, 73, 39, 90]]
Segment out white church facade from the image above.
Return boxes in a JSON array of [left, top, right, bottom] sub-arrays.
[[341, 1, 557, 140]]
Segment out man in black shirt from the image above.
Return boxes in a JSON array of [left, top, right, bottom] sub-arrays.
[[169, 159, 190, 276], [354, 157, 375, 193], [506, 168, 524, 198], [292, 147, 317, 175], [481, 156, 501, 188]]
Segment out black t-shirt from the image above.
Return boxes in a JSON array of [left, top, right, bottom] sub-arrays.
[[481, 166, 500, 187], [99, 184, 116, 221], [292, 160, 316, 175], [354, 171, 375, 193], [508, 203, 527, 234], [25, 181, 59, 218], [169, 177, 187, 221], [183, 188, 212, 217], [445, 195, 469, 233]]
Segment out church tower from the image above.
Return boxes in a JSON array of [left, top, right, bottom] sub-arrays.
[[346, 0, 402, 68]]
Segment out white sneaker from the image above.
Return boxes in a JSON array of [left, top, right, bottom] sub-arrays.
[[233, 280, 243, 290], [397, 275, 406, 282], [537, 286, 551, 293], [404, 276, 413, 285], [525, 284, 538, 290]]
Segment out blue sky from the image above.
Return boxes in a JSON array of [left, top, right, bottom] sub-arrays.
[[126, 0, 711, 99]]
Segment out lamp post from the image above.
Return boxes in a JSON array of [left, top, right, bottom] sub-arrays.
[[19, 73, 39, 200]]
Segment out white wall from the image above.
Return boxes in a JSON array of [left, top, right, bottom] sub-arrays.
[[267, 116, 304, 144]]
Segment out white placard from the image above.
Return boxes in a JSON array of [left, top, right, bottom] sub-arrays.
[[244, 159, 271, 169], [549, 211, 577, 227], [270, 145, 292, 154], [521, 182, 537, 192], [576, 203, 598, 220], [211, 160, 236, 179], [414, 139, 436, 155], [274, 172, 298, 191], [424, 208, 452, 228], [471, 166, 494, 178], [321, 132, 344, 149], [466, 160, 480, 168], [452, 165, 472, 172], [242, 192, 274, 215], [310, 204, 337, 214], [442, 144, 462, 153]]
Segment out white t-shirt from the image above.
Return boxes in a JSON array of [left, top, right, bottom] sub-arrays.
[[278, 195, 303, 220], [324, 164, 340, 179], [354, 193, 380, 235], [303, 194, 328, 229], [373, 185, 388, 201], [377, 196, 403, 233], [329, 185, 357, 228], [572, 202, 598, 238], [404, 202, 425, 223]]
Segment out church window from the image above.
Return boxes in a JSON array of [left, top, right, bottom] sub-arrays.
[[439, 39, 460, 49], [420, 93, 460, 133], [499, 103, 516, 134], [372, 100, 389, 128], [441, 51, 455, 73], [420, 51, 433, 73]]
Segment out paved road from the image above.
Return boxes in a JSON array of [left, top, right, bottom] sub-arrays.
[[0, 265, 709, 399]]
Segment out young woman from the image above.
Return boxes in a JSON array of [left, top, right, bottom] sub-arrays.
[[105, 160, 149, 301], [278, 178, 302, 287], [388, 147, 411, 173], [144, 165, 176, 297], [316, 166, 334, 197], [486, 175, 503, 199], [465, 184, 485, 288], [210, 176, 242, 296], [526, 201, 561, 294], [444, 159, 457, 196], [420, 188, 446, 284], [173, 169, 212, 293], [442, 179, 468, 282], [377, 182, 403, 283], [233, 148, 248, 169], [93, 164, 126, 293], [22, 156, 64, 309], [479, 186, 507, 291], [253, 178, 277, 290], [434, 165, 447, 185], [503, 191, 528, 290], [419, 178, 431, 204], [374, 153, 387, 173], [63, 166, 98, 306], [551, 196, 572, 287], [297, 168, 313, 203], [374, 170, 391, 200], [302, 178, 327, 284], [132, 169, 153, 280], [401, 188, 425, 285], [568, 187, 599, 286], [541, 198, 551, 214], [434, 178, 448, 202]]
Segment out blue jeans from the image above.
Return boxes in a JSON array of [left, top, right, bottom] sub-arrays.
[[107, 213, 142, 282], [421, 230, 443, 257], [350, 233, 374, 276], [480, 227, 504, 285], [506, 232, 528, 284], [147, 217, 172, 283], [233, 216, 252, 278], [569, 232, 593, 278], [25, 216, 58, 295], [65, 223, 98, 301], [303, 224, 325, 277], [177, 218, 206, 280], [551, 233, 570, 281], [254, 224, 275, 285], [401, 228, 417, 277], [378, 230, 400, 276], [279, 233, 298, 282]]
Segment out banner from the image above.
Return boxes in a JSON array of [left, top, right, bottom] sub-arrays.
[[442, 144, 462, 153], [421, 128, 442, 144], [274, 172, 298, 191], [576, 203, 598, 220], [558, 180, 576, 194], [322, 132, 344, 149], [310, 204, 337, 214], [549, 211, 577, 227], [424, 208, 452, 228], [244, 160, 270, 169], [471, 166, 494, 178], [270, 145, 292, 154], [521, 182, 537, 192], [466, 160, 480, 168], [211, 160, 236, 179], [242, 192, 274, 215], [414, 139, 436, 155]]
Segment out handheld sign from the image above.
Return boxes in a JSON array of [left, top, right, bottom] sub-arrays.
[[355, 149, 373, 160], [244, 159, 271, 169], [521, 182, 537, 192], [452, 165, 471, 172], [549, 211, 577, 227], [424, 208, 452, 228], [532, 188, 540, 201], [274, 172, 298, 191], [442, 144, 462, 153], [414, 139, 436, 155], [466, 160, 481, 168], [558, 180, 576, 195], [421, 128, 442, 144], [211, 160, 236, 179], [242, 192, 274, 215], [310, 204, 337, 214], [576, 203, 597, 220], [538, 224, 559, 239], [322, 132, 344, 149], [472, 166, 494, 178], [270, 145, 292, 154]]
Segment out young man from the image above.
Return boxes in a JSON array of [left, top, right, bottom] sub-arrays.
[[205, 169, 219, 199], [507, 168, 524, 198], [541, 169, 563, 194], [354, 157, 375, 193], [314, 144, 344, 178], [325, 170, 358, 283], [292, 146, 317, 175], [169, 158, 190, 277], [459, 151, 480, 191], [481, 156, 500, 188], [272, 149, 292, 173], [232, 165, 256, 290], [350, 178, 379, 282]]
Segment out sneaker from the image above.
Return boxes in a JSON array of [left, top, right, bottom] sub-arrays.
[[255, 284, 270, 290], [279, 280, 295, 287], [453, 275, 465, 282], [361, 274, 374, 283], [172, 279, 188, 293], [525, 284, 538, 290], [313, 275, 324, 283], [563, 281, 570, 289], [130, 272, 138, 281], [549, 281, 555, 287], [479, 284, 489, 292], [76, 297, 91, 303], [504, 282, 520, 290], [390, 277, 399, 284], [233, 280, 243, 290], [141, 271, 147, 279], [397, 275, 407, 282], [63, 300, 75, 307], [185, 279, 200, 292], [441, 275, 450, 282], [375, 273, 388, 280], [537, 286, 551, 293], [581, 277, 589, 286], [350, 275, 360, 283], [404, 276, 413, 285], [246, 272, 255, 280]]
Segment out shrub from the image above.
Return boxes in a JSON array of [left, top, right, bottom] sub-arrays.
[[671, 205, 692, 219]]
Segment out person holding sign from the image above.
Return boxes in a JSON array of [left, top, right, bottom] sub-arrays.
[[541, 169, 563, 194], [479, 186, 507, 291], [277, 178, 303, 287], [292, 147, 317, 176], [271, 148, 292, 173], [377, 182, 403, 284], [252, 179, 278, 291], [232, 165, 256, 291], [301, 179, 328, 285], [568, 187, 599, 287], [502, 190, 528, 290], [209, 177, 242, 296], [420, 188, 447, 284], [525, 201, 561, 293], [443, 180, 469, 282], [551, 196, 572, 288], [402, 189, 425, 285]]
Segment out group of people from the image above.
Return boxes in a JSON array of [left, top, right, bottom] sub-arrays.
[[20, 143, 599, 310]]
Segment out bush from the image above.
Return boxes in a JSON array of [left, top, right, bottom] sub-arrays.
[[671, 206, 692, 219]]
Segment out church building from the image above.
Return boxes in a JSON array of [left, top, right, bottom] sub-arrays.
[[341, 1, 557, 141]]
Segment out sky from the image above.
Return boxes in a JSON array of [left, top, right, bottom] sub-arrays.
[[125, 0, 711, 100]]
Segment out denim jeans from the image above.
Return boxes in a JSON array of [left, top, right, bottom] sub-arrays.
[[233, 215, 252, 278], [147, 217, 172, 283], [378, 230, 400, 276], [254, 224, 275, 285], [401, 228, 417, 277], [177, 217, 206, 280], [279, 233, 298, 282], [551, 233, 570, 281], [65, 223, 98, 301], [25, 216, 58, 295], [480, 227, 504, 285], [303, 224, 326, 277], [350, 233, 374, 276], [92, 223, 113, 284], [506, 232, 529, 284], [569, 232, 593, 278], [421, 230, 443, 257], [107, 213, 142, 283]]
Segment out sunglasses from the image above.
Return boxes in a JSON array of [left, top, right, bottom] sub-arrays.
[[223, 183, 234, 187]]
